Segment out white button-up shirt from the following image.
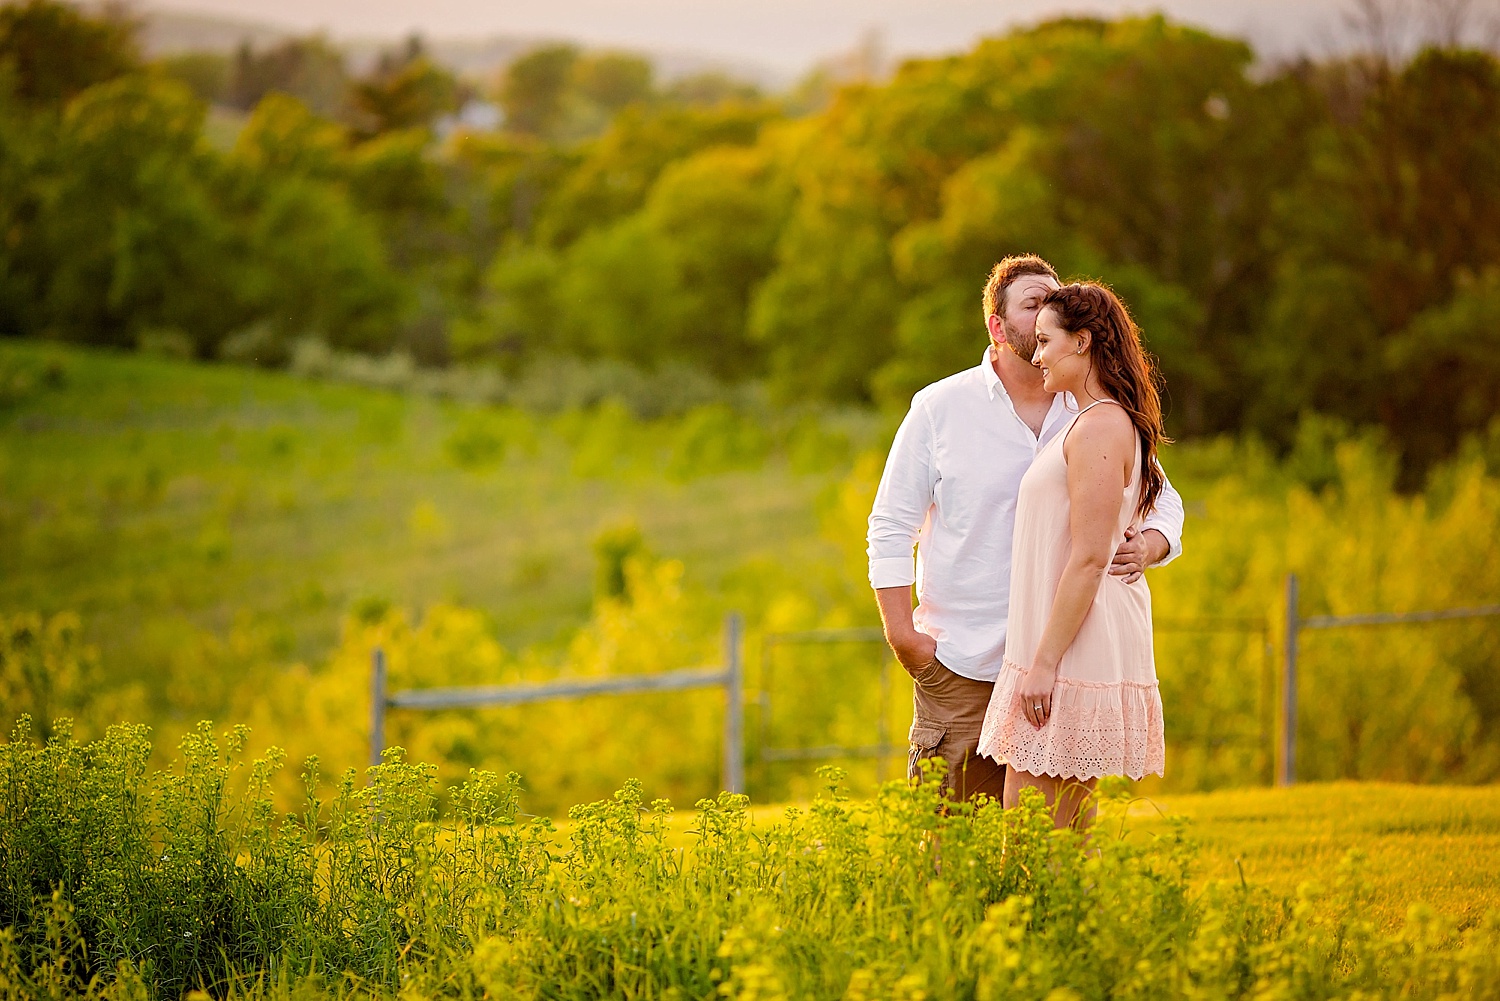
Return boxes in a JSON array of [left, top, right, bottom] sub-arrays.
[[867, 348, 1185, 683]]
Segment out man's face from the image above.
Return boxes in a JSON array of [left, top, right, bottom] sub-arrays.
[[996, 274, 1060, 360]]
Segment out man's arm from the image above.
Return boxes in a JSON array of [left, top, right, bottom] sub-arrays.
[[867, 399, 939, 677], [1108, 464, 1185, 582], [876, 586, 936, 676], [1141, 469, 1185, 565]]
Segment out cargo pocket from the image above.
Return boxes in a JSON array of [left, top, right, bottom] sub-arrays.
[[913, 659, 944, 686], [907, 723, 947, 782]]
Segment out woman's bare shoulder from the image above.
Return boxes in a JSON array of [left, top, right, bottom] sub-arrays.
[[1068, 401, 1135, 448]]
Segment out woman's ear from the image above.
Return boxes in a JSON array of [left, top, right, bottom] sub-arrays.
[[1075, 329, 1092, 355]]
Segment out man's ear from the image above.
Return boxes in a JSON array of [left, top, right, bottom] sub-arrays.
[[986, 312, 1006, 345]]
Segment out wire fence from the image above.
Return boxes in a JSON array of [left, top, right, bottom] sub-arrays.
[[756, 626, 895, 776], [753, 616, 1276, 787], [371, 614, 747, 792], [1280, 574, 1500, 784], [368, 575, 1500, 795]]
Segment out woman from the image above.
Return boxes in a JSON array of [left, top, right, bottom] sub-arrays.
[[976, 281, 1168, 828]]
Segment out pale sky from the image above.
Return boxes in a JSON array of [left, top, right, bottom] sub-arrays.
[[132, 0, 1366, 77]]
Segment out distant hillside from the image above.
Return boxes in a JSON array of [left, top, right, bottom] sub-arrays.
[[130, 7, 785, 86], [133, 7, 290, 54], [120, 0, 1500, 79]]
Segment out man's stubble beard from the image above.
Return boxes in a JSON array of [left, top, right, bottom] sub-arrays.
[[1002, 315, 1037, 362]]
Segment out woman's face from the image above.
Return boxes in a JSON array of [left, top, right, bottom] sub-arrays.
[[1031, 306, 1086, 394]]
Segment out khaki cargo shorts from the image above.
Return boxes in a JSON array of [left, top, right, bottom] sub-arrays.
[[907, 659, 1006, 804]]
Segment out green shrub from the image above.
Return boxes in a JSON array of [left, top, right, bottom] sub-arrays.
[[0, 351, 66, 410], [3, 722, 1500, 999]]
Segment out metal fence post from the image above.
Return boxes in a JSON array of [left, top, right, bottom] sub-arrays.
[[370, 646, 387, 773], [1280, 574, 1299, 787], [723, 612, 744, 795], [1261, 623, 1276, 787]]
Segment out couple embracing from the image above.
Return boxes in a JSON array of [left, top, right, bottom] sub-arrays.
[[868, 254, 1183, 829]]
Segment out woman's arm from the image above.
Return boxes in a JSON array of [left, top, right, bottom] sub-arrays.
[[1016, 406, 1135, 728]]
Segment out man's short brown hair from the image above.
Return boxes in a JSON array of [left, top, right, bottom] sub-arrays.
[[982, 254, 1060, 320]]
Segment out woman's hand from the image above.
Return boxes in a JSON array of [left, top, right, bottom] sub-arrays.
[[1017, 661, 1058, 728]]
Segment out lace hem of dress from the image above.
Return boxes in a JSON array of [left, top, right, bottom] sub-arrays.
[[977, 658, 1165, 781]]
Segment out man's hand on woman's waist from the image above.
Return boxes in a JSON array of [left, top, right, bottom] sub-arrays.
[[1108, 527, 1170, 584]]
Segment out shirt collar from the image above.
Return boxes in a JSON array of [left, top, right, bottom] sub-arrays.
[[983, 345, 1078, 423], [981, 345, 1004, 400]]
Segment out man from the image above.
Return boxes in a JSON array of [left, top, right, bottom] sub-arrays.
[[867, 254, 1184, 802]]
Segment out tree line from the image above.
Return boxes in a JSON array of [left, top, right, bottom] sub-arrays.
[[1, 1, 1497, 477]]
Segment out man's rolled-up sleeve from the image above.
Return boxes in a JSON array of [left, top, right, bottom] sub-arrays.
[[867, 400, 936, 588], [1141, 465, 1185, 567]]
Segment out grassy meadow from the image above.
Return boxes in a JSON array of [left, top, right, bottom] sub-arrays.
[[0, 337, 902, 811], [5, 338, 1500, 997], [1129, 783, 1500, 931], [4, 335, 1500, 812], [627, 782, 1500, 933], [0, 338, 862, 703]]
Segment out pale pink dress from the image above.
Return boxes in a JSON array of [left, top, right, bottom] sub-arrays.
[[977, 400, 1165, 780]]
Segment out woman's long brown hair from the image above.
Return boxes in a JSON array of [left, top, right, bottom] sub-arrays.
[[1040, 282, 1169, 520]]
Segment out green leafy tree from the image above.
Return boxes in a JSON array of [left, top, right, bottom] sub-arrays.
[[499, 44, 578, 137], [235, 175, 405, 353], [447, 129, 573, 240], [786, 17, 1286, 416], [349, 127, 465, 363], [229, 94, 407, 354], [1385, 268, 1500, 472], [156, 51, 232, 105], [1259, 48, 1500, 476], [572, 51, 653, 114], [745, 24, 1052, 401], [535, 101, 778, 248], [457, 240, 562, 362], [231, 91, 348, 179], [349, 47, 460, 136], [0, 0, 137, 107], [637, 143, 792, 376], [749, 129, 904, 402], [38, 74, 241, 353], [1014, 19, 1270, 432], [554, 214, 684, 362], [544, 50, 659, 140], [877, 129, 1084, 404], [544, 141, 790, 374], [0, 87, 46, 336], [348, 128, 452, 253], [227, 36, 348, 118]]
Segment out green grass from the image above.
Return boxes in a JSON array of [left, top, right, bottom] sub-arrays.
[[0, 340, 861, 713], [624, 783, 1500, 934], [1129, 783, 1500, 930]]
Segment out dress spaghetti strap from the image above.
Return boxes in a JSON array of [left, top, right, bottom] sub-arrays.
[[1062, 398, 1121, 449]]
